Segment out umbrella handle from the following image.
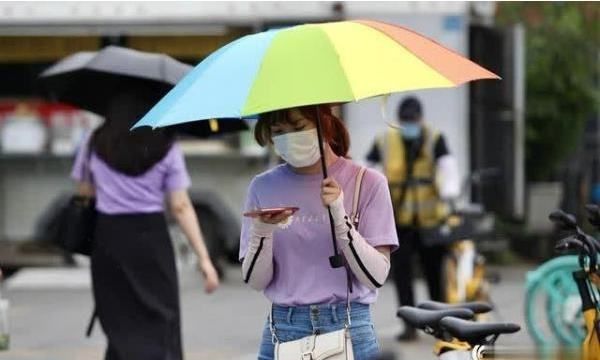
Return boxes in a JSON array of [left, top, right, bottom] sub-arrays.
[[315, 106, 345, 269]]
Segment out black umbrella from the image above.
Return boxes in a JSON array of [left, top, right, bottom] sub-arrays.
[[38, 46, 247, 137]]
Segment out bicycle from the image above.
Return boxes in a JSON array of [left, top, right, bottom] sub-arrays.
[[442, 169, 500, 309], [397, 301, 520, 359], [545, 208, 600, 360]]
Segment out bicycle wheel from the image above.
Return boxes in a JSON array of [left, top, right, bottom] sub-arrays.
[[525, 256, 585, 347]]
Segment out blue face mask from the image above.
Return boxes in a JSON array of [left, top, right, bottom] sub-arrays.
[[401, 123, 422, 140]]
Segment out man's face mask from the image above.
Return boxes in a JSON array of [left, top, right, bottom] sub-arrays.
[[401, 122, 422, 140], [272, 128, 321, 168]]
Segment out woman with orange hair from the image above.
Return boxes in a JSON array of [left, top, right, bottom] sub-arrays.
[[240, 105, 399, 359]]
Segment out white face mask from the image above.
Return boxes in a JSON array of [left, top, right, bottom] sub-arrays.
[[272, 128, 321, 168]]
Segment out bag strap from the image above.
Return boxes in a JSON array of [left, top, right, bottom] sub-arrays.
[[85, 308, 97, 337], [341, 166, 368, 329], [351, 167, 367, 228], [82, 133, 94, 184], [82, 137, 97, 339]]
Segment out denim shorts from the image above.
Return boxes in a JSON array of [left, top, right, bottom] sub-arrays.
[[258, 302, 380, 360]]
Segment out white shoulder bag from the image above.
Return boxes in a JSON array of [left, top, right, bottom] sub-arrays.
[[272, 167, 367, 360]]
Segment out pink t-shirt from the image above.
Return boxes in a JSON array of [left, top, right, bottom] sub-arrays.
[[240, 157, 398, 306]]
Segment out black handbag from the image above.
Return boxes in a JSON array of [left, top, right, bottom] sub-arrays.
[[59, 195, 96, 256], [57, 142, 97, 256]]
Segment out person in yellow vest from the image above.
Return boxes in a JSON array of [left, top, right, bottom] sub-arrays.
[[366, 96, 460, 341]]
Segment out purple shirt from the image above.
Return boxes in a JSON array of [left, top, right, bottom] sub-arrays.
[[240, 157, 399, 306], [71, 135, 191, 214]]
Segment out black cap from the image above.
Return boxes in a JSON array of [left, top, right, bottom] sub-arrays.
[[398, 96, 422, 122]]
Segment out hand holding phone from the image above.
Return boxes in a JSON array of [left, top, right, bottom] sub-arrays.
[[243, 207, 299, 218], [244, 207, 299, 226]]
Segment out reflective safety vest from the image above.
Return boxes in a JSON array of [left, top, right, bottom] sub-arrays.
[[378, 126, 449, 228]]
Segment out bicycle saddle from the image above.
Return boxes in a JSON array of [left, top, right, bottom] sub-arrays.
[[440, 317, 520, 345], [418, 300, 493, 314], [396, 307, 474, 330]]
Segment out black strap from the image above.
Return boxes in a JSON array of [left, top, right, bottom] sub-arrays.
[[344, 265, 353, 299], [82, 133, 94, 184], [85, 308, 97, 337], [83, 134, 96, 338]]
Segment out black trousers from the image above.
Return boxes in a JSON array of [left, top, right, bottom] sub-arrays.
[[391, 226, 447, 309], [91, 212, 182, 360]]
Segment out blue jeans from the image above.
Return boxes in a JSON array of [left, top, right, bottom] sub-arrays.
[[258, 302, 380, 360]]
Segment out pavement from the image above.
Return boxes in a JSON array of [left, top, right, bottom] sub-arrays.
[[0, 263, 537, 360]]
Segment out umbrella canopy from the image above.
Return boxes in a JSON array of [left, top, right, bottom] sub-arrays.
[[39, 45, 189, 116], [134, 19, 499, 129], [38, 45, 248, 137]]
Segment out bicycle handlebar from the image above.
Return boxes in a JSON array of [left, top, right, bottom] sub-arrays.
[[585, 204, 600, 232], [555, 236, 585, 253], [549, 209, 578, 231], [550, 209, 599, 271]]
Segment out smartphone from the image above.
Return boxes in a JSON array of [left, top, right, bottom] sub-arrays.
[[243, 207, 299, 218]]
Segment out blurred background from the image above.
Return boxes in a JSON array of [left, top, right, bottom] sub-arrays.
[[0, 1, 597, 359]]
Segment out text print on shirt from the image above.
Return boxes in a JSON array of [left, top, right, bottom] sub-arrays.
[[292, 213, 329, 225]]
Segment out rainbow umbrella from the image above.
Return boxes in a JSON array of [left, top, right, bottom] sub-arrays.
[[134, 19, 499, 268], [134, 19, 498, 129]]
